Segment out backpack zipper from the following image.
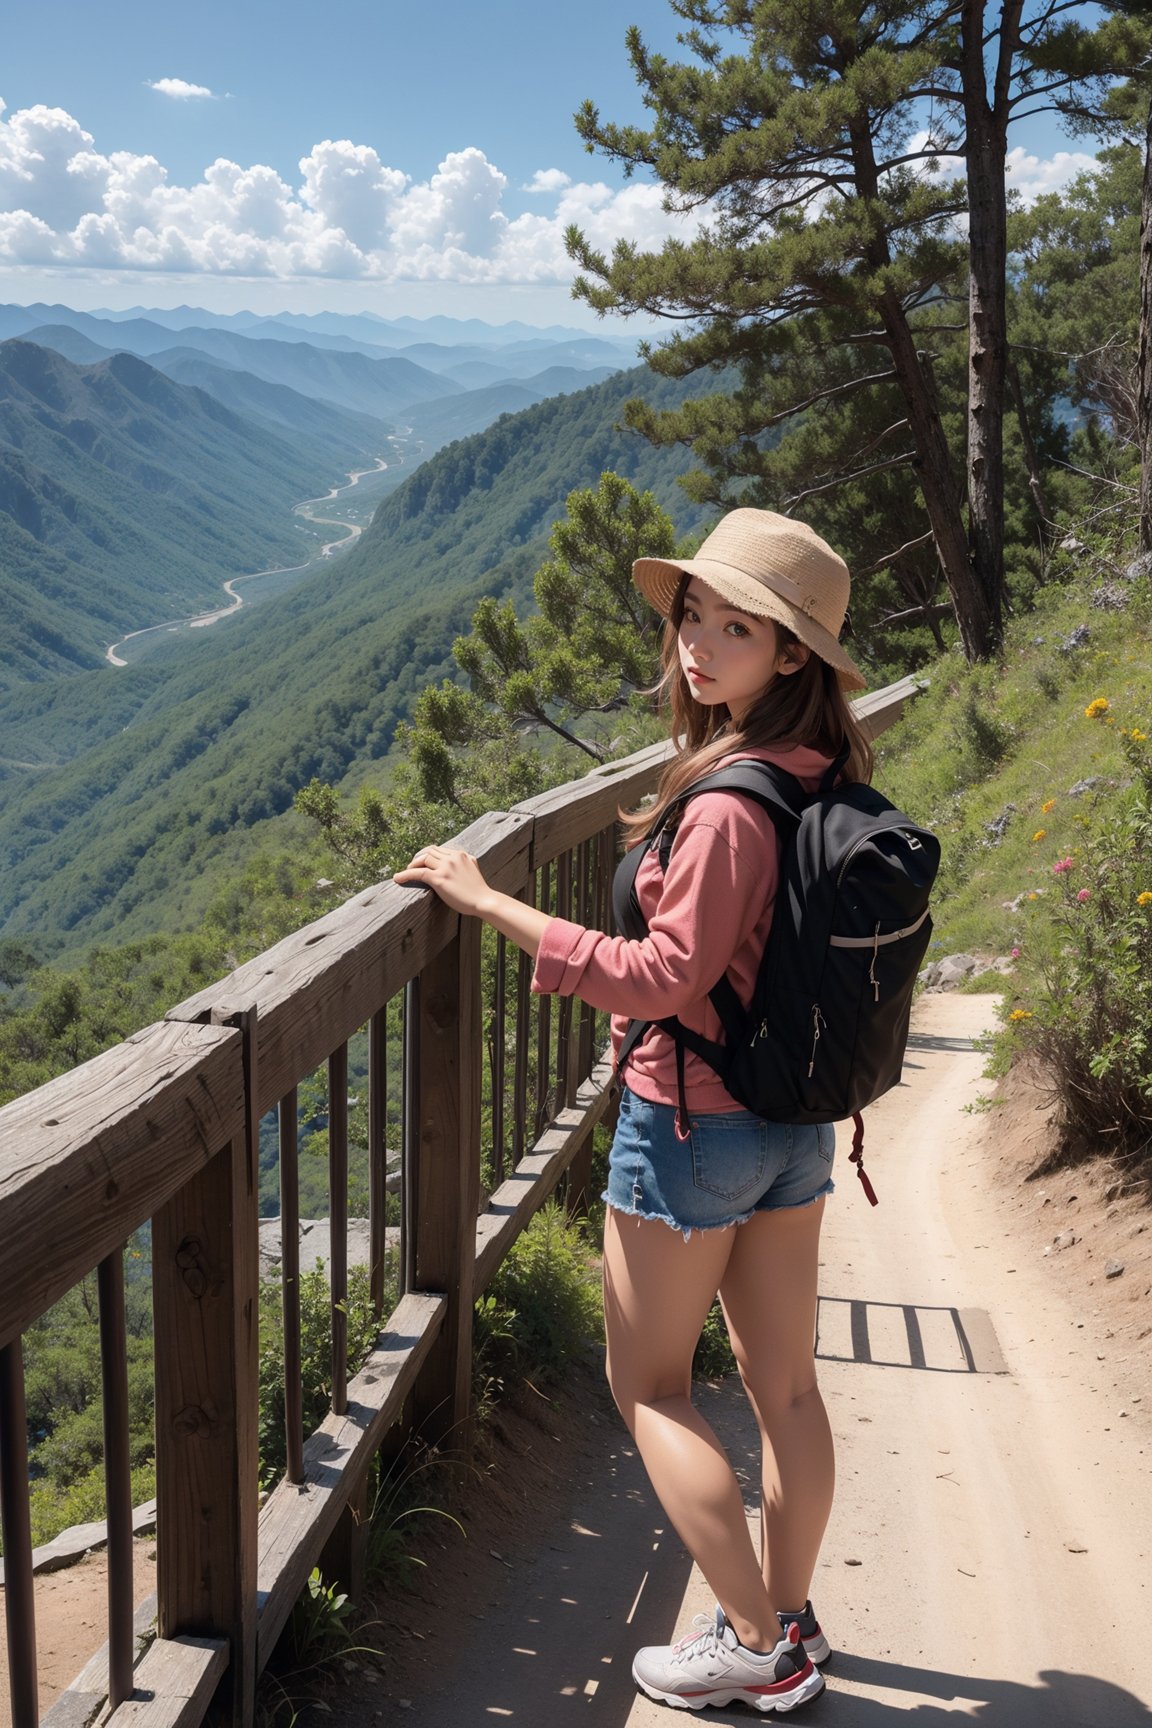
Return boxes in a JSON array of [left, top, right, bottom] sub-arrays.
[[807, 1005, 825, 1076], [836, 819, 921, 886]]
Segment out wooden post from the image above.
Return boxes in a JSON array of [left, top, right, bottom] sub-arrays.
[[407, 922, 481, 1457], [151, 1007, 260, 1727], [318, 1468, 370, 1607]]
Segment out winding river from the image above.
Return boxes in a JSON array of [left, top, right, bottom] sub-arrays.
[[104, 453, 400, 668]]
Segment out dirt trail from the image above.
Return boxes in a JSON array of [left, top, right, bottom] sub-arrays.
[[341, 993, 1152, 1726]]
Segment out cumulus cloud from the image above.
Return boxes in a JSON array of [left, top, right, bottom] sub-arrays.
[[148, 78, 216, 100], [299, 140, 407, 250], [1005, 146, 1100, 205], [523, 168, 571, 194], [0, 97, 696, 284]]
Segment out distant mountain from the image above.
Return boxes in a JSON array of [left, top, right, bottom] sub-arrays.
[[399, 382, 542, 451], [0, 305, 53, 341], [0, 341, 360, 686], [399, 367, 621, 453], [0, 362, 710, 943], [1, 308, 462, 417], [148, 328, 459, 418], [524, 365, 619, 396], [1, 302, 649, 356], [384, 312, 639, 348], [19, 324, 115, 365], [148, 351, 394, 465]]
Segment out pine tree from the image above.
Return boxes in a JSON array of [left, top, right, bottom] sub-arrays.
[[567, 0, 1149, 662]]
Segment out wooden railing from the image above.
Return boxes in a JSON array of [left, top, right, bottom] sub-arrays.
[[0, 676, 923, 1728]]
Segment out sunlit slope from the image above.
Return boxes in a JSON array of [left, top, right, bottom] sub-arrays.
[[0, 363, 707, 943], [0, 341, 363, 685]]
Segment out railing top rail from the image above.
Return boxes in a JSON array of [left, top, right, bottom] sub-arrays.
[[0, 1018, 245, 1349], [166, 807, 533, 1114]]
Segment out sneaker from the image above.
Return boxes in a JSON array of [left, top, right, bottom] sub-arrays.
[[632, 1607, 824, 1713], [777, 1601, 831, 1668]]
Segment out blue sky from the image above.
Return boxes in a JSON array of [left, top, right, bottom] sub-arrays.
[[0, 0, 1109, 328]]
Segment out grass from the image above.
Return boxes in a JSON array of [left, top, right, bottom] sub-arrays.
[[875, 560, 1152, 963]]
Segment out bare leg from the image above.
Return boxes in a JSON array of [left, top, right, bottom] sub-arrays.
[[602, 1208, 782, 1652], [719, 1199, 834, 1612]]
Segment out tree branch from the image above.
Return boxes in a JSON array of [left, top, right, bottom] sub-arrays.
[[876, 601, 956, 628], [784, 450, 917, 508], [857, 530, 936, 577]]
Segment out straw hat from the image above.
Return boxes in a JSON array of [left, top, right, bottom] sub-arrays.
[[633, 508, 867, 691]]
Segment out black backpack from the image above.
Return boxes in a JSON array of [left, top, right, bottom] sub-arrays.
[[612, 750, 940, 1204]]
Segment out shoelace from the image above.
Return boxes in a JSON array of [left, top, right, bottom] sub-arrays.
[[671, 1612, 726, 1664]]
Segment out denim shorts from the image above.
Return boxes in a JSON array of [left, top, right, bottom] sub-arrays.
[[604, 1086, 835, 1237]]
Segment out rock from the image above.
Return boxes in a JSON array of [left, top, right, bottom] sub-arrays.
[[984, 804, 1016, 845], [1124, 551, 1152, 583], [1105, 1260, 1125, 1279], [1090, 582, 1129, 611], [1067, 777, 1101, 798], [1052, 1230, 1079, 1251], [1057, 623, 1091, 654]]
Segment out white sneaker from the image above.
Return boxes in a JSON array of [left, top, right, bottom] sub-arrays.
[[778, 1599, 832, 1668], [632, 1607, 824, 1713]]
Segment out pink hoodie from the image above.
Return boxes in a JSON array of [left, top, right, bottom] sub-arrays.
[[531, 743, 837, 1113]]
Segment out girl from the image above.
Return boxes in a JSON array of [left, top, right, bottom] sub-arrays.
[[395, 507, 871, 1714]]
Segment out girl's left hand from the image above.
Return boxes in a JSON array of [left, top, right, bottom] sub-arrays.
[[393, 846, 491, 916]]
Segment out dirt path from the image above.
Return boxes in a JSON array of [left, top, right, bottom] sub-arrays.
[[331, 993, 1151, 1725]]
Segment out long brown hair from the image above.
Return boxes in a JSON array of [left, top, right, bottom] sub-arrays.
[[622, 578, 873, 842]]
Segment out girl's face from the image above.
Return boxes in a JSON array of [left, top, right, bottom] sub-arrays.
[[677, 580, 805, 724]]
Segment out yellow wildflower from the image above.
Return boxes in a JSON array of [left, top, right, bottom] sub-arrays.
[[1131, 729, 1148, 743], [1009, 1009, 1033, 1022], [1138, 892, 1152, 907], [1032, 829, 1046, 842], [1041, 799, 1056, 814], [1084, 697, 1110, 719]]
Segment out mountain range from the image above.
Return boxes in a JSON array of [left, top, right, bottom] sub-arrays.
[[0, 339, 380, 687], [0, 340, 708, 946]]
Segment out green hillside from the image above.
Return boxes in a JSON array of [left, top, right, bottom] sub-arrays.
[[0, 342, 371, 685], [0, 363, 709, 945]]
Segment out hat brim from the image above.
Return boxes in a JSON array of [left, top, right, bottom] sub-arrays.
[[633, 555, 868, 693]]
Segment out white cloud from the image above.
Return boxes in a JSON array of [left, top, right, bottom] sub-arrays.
[[0, 106, 112, 231], [1005, 146, 1100, 206], [523, 168, 571, 194], [148, 78, 216, 100], [0, 98, 702, 287], [299, 140, 407, 250]]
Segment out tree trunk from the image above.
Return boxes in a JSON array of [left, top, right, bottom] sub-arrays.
[[878, 291, 998, 660], [960, 0, 1015, 658], [1140, 95, 1152, 556]]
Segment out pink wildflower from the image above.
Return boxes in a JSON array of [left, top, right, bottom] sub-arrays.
[[1052, 857, 1074, 875], [1010, 946, 1021, 959], [1077, 887, 1091, 903]]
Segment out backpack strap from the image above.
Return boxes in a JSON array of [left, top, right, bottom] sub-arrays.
[[614, 758, 816, 1134]]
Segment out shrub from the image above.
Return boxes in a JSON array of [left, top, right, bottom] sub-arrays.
[[995, 718, 1152, 1167], [476, 1200, 601, 1385]]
